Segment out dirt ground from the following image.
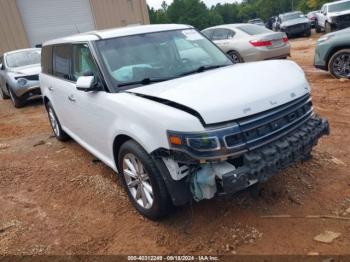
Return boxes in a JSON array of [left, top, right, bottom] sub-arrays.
[[0, 32, 350, 256]]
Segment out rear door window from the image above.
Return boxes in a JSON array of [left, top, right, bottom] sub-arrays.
[[53, 45, 72, 81], [212, 29, 230, 40]]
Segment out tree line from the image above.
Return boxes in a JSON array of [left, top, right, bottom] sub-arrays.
[[148, 0, 336, 29]]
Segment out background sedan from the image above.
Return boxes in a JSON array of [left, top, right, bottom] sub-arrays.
[[202, 24, 290, 64]]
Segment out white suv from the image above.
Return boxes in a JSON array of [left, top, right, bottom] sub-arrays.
[[40, 24, 329, 219]]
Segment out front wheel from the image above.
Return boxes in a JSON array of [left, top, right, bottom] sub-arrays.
[[325, 22, 332, 33], [315, 21, 322, 33], [329, 49, 350, 79], [8, 88, 24, 108], [118, 140, 172, 220], [0, 86, 10, 100], [46, 101, 70, 141]]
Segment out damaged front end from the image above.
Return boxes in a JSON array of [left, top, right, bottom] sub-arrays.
[[153, 94, 330, 204]]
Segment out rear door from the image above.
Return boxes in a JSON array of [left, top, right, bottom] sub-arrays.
[[50, 44, 76, 130], [211, 29, 236, 52]]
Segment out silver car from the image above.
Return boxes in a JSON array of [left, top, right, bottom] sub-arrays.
[[0, 48, 41, 108], [202, 24, 291, 64]]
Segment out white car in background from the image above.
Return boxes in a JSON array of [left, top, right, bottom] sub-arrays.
[[202, 24, 290, 63], [40, 24, 329, 220]]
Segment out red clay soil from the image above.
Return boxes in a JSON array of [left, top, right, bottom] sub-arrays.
[[0, 33, 349, 256]]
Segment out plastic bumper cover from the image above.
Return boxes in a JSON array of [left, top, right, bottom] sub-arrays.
[[221, 116, 329, 195]]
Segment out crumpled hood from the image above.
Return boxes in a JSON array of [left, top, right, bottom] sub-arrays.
[[129, 60, 310, 125], [9, 64, 41, 76], [281, 17, 310, 27]]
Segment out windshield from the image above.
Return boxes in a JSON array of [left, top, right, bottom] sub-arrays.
[[6, 50, 41, 68], [237, 24, 271, 35], [281, 12, 305, 22], [95, 29, 232, 88], [328, 1, 350, 12]]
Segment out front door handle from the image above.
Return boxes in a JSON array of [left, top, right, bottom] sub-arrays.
[[68, 94, 76, 102], [48, 86, 54, 91]]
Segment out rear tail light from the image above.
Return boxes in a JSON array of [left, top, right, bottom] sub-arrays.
[[249, 40, 272, 47], [283, 37, 289, 43]]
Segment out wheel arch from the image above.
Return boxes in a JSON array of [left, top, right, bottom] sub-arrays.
[[326, 45, 350, 68], [112, 134, 133, 172]]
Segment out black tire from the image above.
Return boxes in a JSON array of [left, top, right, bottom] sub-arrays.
[[325, 22, 332, 34], [46, 101, 70, 141], [315, 21, 322, 33], [227, 50, 243, 64], [328, 49, 350, 79], [8, 87, 24, 108], [0, 85, 10, 100], [118, 140, 172, 220], [305, 29, 311, 37]]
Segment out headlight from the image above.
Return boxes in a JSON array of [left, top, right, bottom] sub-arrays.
[[167, 124, 245, 159], [168, 132, 220, 152], [17, 78, 28, 87]]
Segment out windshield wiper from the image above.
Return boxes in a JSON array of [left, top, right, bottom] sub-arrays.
[[179, 64, 228, 77], [118, 77, 172, 87]]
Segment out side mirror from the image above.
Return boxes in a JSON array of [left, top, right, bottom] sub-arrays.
[[0, 63, 4, 70], [76, 76, 98, 92]]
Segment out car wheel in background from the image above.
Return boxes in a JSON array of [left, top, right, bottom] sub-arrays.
[[0, 86, 10, 100], [228, 50, 243, 64], [315, 21, 322, 33], [329, 49, 350, 79], [118, 140, 172, 220], [8, 88, 24, 108], [325, 22, 332, 34], [305, 29, 311, 37], [46, 101, 70, 141]]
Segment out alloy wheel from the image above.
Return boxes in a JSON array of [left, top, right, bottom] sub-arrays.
[[332, 53, 350, 79], [48, 107, 60, 137], [122, 153, 154, 209], [229, 52, 241, 64]]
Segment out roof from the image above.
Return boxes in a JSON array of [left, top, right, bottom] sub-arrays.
[[4, 48, 41, 56], [43, 24, 193, 46]]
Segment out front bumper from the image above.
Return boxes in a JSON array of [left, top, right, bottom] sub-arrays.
[[221, 116, 329, 194], [282, 23, 310, 35]]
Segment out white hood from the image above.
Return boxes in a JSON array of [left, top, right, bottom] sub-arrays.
[[129, 60, 310, 125], [10, 64, 41, 75]]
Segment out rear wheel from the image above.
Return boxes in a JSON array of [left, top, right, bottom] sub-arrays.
[[46, 101, 70, 141], [118, 140, 172, 220], [228, 50, 243, 64], [8, 88, 24, 108], [329, 49, 350, 79]]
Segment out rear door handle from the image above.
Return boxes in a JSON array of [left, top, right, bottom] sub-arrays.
[[68, 94, 76, 102], [48, 86, 54, 91]]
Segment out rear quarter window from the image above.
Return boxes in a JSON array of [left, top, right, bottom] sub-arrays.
[[41, 46, 53, 75]]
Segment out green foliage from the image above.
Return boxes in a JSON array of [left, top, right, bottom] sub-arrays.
[[148, 0, 338, 28]]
